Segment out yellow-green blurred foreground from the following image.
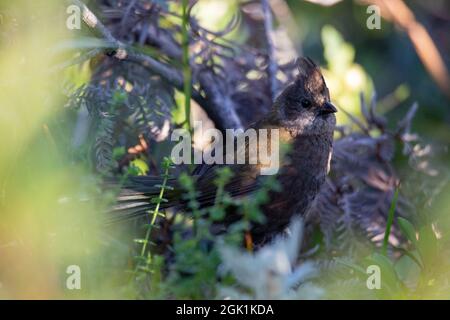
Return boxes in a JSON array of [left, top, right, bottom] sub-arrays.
[[0, 1, 126, 299]]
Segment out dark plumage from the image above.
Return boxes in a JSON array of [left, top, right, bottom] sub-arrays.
[[111, 57, 337, 244]]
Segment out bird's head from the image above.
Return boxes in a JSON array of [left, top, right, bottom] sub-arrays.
[[274, 57, 337, 136]]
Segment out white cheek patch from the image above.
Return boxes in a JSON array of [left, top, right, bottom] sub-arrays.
[[298, 115, 314, 126]]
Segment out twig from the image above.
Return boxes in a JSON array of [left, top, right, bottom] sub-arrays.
[[306, 0, 450, 98], [269, 0, 302, 57], [71, 0, 116, 44], [130, 27, 240, 131], [132, 158, 172, 279], [262, 0, 279, 100], [359, 0, 450, 98], [338, 104, 370, 135]]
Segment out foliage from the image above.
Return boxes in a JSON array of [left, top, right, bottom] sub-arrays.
[[0, 0, 449, 299], [218, 218, 323, 299]]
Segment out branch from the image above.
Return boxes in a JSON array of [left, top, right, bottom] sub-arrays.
[[262, 0, 279, 100], [138, 26, 244, 130], [72, 0, 116, 43], [68, 0, 243, 131], [269, 0, 303, 57]]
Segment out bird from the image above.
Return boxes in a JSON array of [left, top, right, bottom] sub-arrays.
[[110, 57, 337, 245]]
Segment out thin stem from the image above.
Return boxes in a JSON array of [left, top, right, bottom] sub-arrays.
[[382, 186, 399, 256], [181, 0, 192, 135], [139, 166, 171, 258]]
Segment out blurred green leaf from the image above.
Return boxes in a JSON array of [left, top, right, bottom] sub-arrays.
[[129, 159, 149, 176], [382, 187, 399, 255], [366, 253, 403, 296], [322, 25, 355, 74], [52, 37, 113, 53], [397, 217, 418, 246]]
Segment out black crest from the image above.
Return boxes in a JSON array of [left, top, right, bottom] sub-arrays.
[[295, 57, 326, 93]]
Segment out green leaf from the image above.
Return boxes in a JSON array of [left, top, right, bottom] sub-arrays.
[[130, 159, 149, 175], [210, 207, 225, 221], [321, 25, 355, 74], [382, 187, 399, 255], [416, 225, 439, 266], [397, 217, 417, 245], [52, 37, 113, 53], [395, 253, 422, 287], [366, 253, 402, 294], [334, 258, 367, 276], [112, 146, 126, 160]]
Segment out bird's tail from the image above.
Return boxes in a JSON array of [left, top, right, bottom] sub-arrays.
[[107, 175, 181, 224]]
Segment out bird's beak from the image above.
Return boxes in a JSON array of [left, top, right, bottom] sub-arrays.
[[319, 102, 337, 116]]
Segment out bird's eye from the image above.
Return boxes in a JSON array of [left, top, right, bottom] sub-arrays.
[[301, 98, 312, 108]]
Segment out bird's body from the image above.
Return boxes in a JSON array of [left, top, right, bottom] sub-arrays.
[[111, 58, 336, 244]]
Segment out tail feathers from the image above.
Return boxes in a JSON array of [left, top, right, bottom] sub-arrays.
[[106, 176, 180, 224], [108, 202, 155, 223]]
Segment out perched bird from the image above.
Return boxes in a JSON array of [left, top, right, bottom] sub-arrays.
[[111, 57, 337, 244]]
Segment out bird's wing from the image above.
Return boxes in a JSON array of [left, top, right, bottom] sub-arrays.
[[193, 162, 262, 208]]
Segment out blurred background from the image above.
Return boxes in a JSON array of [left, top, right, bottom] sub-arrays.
[[194, 0, 450, 142], [0, 0, 448, 299]]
